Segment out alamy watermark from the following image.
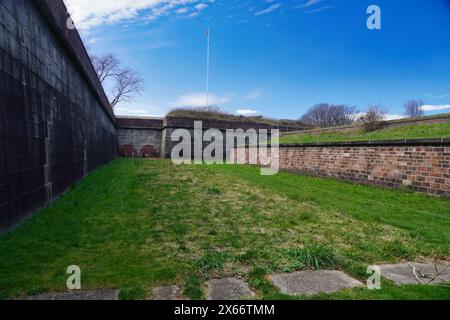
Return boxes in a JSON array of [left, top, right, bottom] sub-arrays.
[[367, 5, 381, 30], [66, 265, 81, 290], [170, 121, 280, 175], [367, 265, 381, 290]]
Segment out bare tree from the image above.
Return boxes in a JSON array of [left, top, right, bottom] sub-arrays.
[[91, 54, 120, 83], [359, 105, 386, 132], [301, 103, 357, 128], [90, 54, 144, 108], [109, 68, 144, 108], [404, 99, 424, 118]]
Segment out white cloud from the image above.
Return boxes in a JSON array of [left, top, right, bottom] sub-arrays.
[[354, 112, 406, 121], [173, 92, 231, 107], [195, 3, 208, 10], [235, 109, 260, 116], [300, 0, 324, 8], [306, 5, 335, 14], [114, 101, 169, 116], [384, 114, 407, 121], [424, 93, 448, 99], [63, 0, 205, 29], [176, 7, 189, 14], [187, 11, 200, 18], [85, 37, 103, 45], [255, 3, 282, 16], [420, 104, 450, 111], [114, 106, 163, 117], [244, 89, 263, 100]]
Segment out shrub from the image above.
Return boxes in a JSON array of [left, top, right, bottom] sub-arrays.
[[360, 105, 386, 132], [301, 103, 358, 128]]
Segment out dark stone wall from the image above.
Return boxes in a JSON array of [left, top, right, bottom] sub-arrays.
[[162, 127, 272, 160], [0, 0, 116, 228], [116, 117, 163, 129], [116, 117, 163, 157], [161, 117, 276, 159], [117, 128, 162, 157]]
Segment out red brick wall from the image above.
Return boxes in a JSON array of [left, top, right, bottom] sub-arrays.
[[236, 141, 450, 197]]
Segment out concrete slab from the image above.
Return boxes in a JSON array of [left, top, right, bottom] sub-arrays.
[[378, 261, 450, 285], [269, 270, 363, 296], [206, 277, 255, 300], [152, 285, 184, 300], [21, 290, 118, 300]]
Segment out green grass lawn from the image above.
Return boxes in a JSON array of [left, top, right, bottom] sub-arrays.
[[279, 122, 450, 144], [0, 159, 449, 300]]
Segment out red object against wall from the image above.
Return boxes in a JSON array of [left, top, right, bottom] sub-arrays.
[[140, 145, 159, 158], [120, 144, 136, 157]]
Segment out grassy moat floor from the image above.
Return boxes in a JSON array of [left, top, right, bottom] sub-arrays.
[[0, 159, 449, 299]]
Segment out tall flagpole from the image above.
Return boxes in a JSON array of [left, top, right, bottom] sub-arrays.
[[206, 27, 210, 108]]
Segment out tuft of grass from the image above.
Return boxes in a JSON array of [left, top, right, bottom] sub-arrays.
[[273, 245, 340, 273], [285, 244, 340, 270], [119, 286, 146, 300], [207, 187, 221, 195], [183, 275, 204, 300], [197, 251, 229, 277], [248, 267, 281, 297]]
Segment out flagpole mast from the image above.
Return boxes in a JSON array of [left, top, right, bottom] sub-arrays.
[[206, 27, 210, 108]]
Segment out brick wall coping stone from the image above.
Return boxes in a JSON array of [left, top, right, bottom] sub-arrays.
[[116, 116, 164, 129]]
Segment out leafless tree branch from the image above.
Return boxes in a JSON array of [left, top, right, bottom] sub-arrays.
[[407, 260, 450, 285], [90, 54, 144, 109], [301, 103, 358, 128], [359, 105, 386, 132], [404, 99, 424, 118]]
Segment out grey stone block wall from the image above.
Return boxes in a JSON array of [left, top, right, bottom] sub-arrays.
[[117, 128, 161, 156], [162, 127, 227, 159], [162, 127, 271, 160]]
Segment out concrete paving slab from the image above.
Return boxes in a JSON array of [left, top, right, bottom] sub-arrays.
[[378, 261, 450, 285], [152, 285, 184, 300], [21, 290, 118, 300], [269, 270, 363, 296], [206, 277, 255, 300]]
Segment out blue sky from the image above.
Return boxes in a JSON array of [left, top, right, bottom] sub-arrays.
[[64, 0, 450, 119]]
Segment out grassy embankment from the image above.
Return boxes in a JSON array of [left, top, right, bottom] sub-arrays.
[[280, 122, 450, 144]]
